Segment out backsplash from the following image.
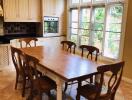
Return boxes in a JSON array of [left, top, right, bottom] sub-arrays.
[[4, 22, 38, 35]]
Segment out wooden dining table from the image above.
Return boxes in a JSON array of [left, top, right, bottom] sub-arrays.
[[19, 46, 102, 100]]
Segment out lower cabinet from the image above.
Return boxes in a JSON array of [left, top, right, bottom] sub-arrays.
[[0, 44, 10, 66]]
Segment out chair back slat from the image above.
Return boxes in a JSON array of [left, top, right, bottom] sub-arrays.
[[79, 45, 99, 61], [96, 61, 125, 98], [11, 46, 22, 75], [19, 38, 38, 48], [61, 41, 76, 54], [25, 54, 39, 83]]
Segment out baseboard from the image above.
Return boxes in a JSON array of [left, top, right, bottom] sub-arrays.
[[105, 73, 132, 84], [122, 76, 132, 84]]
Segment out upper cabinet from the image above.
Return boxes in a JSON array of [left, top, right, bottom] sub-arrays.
[[3, 0, 17, 21], [29, 0, 41, 22], [42, 0, 56, 16], [3, 0, 41, 22], [18, 0, 29, 20]]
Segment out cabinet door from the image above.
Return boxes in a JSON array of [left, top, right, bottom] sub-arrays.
[[29, 0, 41, 22], [18, 0, 29, 21], [3, 0, 18, 22], [43, 0, 56, 16]]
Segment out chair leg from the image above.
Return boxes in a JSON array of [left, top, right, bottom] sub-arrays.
[[15, 74, 19, 89], [64, 82, 68, 92], [28, 86, 33, 100], [111, 92, 116, 100], [22, 78, 26, 97], [47, 91, 51, 97], [38, 92, 43, 100], [76, 93, 80, 100], [90, 77, 93, 83]]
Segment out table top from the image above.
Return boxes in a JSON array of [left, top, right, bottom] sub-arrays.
[[20, 46, 102, 81]]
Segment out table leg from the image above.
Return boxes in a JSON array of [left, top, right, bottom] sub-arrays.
[[56, 80, 63, 100]]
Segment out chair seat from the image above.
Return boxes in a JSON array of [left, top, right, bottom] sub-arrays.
[[33, 76, 56, 92], [78, 83, 108, 100]]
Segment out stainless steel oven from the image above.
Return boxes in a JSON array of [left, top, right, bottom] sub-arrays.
[[43, 16, 59, 36]]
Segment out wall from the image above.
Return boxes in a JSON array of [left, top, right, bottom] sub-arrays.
[[123, 0, 132, 79]]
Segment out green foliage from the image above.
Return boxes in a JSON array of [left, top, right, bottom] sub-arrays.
[[111, 6, 123, 17], [95, 8, 105, 22]]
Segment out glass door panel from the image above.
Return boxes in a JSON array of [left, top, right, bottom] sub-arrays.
[[80, 8, 91, 45], [92, 7, 105, 51], [104, 4, 123, 59]]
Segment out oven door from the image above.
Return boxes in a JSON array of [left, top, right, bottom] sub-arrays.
[[43, 16, 59, 37], [44, 21, 58, 33]]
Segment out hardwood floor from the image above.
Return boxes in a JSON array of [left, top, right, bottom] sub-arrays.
[[0, 65, 132, 100]]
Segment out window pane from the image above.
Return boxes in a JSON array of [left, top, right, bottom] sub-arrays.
[[82, 0, 91, 3], [93, 23, 104, 31], [80, 8, 91, 30], [71, 35, 78, 43], [92, 7, 105, 30], [71, 28, 78, 34], [71, 9, 78, 22], [109, 5, 123, 23], [92, 31, 103, 51], [80, 36, 89, 45], [94, 7, 105, 23], [72, 22, 78, 28], [71, 0, 79, 4], [80, 29, 90, 36], [108, 0, 124, 3], [104, 32, 120, 59], [80, 22, 90, 29], [81, 8, 91, 22], [93, 0, 105, 3], [108, 0, 116, 2], [108, 23, 121, 32]]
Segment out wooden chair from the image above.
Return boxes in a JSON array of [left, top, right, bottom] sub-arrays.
[[19, 38, 38, 48], [10, 46, 29, 97], [61, 40, 76, 54], [80, 45, 100, 83], [76, 61, 125, 100], [19, 37, 42, 76], [61, 40, 77, 92], [25, 54, 56, 100], [79, 45, 100, 61]]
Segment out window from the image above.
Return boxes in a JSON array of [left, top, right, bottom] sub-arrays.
[[104, 4, 123, 58], [91, 7, 105, 51], [71, 0, 79, 4], [81, 0, 91, 3], [80, 8, 91, 45], [93, 0, 105, 3], [68, 0, 125, 60], [70, 9, 79, 43]]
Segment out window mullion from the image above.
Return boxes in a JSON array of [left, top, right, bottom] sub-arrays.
[[102, 4, 108, 57], [77, 2, 81, 46], [89, 5, 93, 45]]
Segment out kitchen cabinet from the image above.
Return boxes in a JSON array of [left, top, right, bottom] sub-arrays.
[[3, 0, 41, 22], [3, 0, 17, 22], [42, 0, 56, 16], [18, 0, 29, 21], [0, 44, 10, 66], [29, 0, 41, 22]]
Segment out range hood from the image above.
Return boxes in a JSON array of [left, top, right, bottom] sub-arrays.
[[0, 5, 3, 16]]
